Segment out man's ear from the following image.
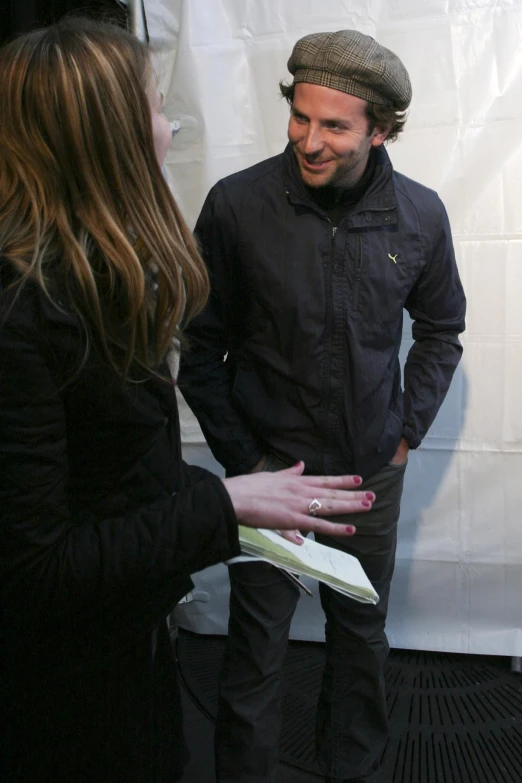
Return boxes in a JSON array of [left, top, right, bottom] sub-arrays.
[[370, 126, 391, 147]]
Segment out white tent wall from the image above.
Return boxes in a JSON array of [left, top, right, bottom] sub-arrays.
[[144, 0, 522, 655]]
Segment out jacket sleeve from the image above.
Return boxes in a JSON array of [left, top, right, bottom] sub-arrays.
[[402, 203, 466, 448], [178, 183, 263, 475], [0, 317, 241, 629]]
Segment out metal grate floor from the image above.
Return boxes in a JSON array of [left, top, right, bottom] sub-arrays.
[[177, 630, 522, 783]]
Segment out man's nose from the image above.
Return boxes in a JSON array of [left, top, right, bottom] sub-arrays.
[[301, 125, 324, 156]]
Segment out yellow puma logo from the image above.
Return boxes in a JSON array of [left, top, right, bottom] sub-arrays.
[[388, 253, 398, 264]]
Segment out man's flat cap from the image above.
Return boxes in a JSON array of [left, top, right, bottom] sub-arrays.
[[287, 30, 412, 111]]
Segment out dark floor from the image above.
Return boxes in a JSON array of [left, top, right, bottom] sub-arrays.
[[180, 685, 318, 783], [177, 630, 522, 783]]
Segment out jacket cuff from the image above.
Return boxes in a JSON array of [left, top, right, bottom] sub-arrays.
[[402, 426, 421, 450], [209, 474, 242, 559], [180, 472, 241, 562]]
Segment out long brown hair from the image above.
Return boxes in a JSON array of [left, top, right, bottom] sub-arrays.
[[0, 18, 209, 377]]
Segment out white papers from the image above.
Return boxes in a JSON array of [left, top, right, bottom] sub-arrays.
[[237, 527, 379, 605]]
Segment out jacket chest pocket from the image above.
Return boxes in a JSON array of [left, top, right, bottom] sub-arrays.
[[346, 232, 420, 323]]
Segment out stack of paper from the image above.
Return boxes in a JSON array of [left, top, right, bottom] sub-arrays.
[[236, 526, 379, 605]]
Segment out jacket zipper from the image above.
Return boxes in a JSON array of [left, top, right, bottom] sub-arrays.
[[323, 224, 337, 473], [325, 224, 336, 374], [352, 234, 363, 310]]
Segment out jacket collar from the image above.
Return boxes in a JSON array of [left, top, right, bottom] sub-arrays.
[[282, 142, 397, 225]]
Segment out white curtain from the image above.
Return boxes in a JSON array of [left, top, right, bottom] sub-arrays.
[[145, 0, 522, 656]]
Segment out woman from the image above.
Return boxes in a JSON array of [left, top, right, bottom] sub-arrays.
[[0, 19, 373, 782]]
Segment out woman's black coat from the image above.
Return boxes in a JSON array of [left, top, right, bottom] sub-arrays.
[[0, 273, 240, 781]]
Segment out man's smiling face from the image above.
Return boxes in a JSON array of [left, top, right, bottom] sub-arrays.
[[288, 82, 389, 189]]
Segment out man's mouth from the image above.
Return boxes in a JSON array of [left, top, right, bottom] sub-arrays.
[[299, 154, 332, 172]]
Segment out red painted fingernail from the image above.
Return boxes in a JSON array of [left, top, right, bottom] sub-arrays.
[[362, 500, 372, 508], [353, 476, 362, 485], [365, 492, 374, 500], [346, 525, 356, 534]]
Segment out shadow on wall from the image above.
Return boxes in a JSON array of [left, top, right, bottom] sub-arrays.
[[387, 355, 469, 652]]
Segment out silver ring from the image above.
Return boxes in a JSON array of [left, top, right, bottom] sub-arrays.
[[308, 498, 322, 516]]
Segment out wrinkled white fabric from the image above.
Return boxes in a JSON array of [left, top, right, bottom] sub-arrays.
[[144, 0, 522, 656]]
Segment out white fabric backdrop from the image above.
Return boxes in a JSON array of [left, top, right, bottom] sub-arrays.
[[144, 0, 522, 655]]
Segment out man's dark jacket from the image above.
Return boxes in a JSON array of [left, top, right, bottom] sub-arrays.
[[179, 144, 466, 479]]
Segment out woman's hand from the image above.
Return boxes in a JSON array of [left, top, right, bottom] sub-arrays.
[[222, 461, 374, 538]]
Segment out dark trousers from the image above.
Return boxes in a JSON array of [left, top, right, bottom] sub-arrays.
[[215, 461, 406, 783]]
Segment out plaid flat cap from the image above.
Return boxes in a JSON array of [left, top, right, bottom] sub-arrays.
[[288, 30, 412, 110]]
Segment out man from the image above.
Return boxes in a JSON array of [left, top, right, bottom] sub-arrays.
[[179, 30, 466, 783]]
